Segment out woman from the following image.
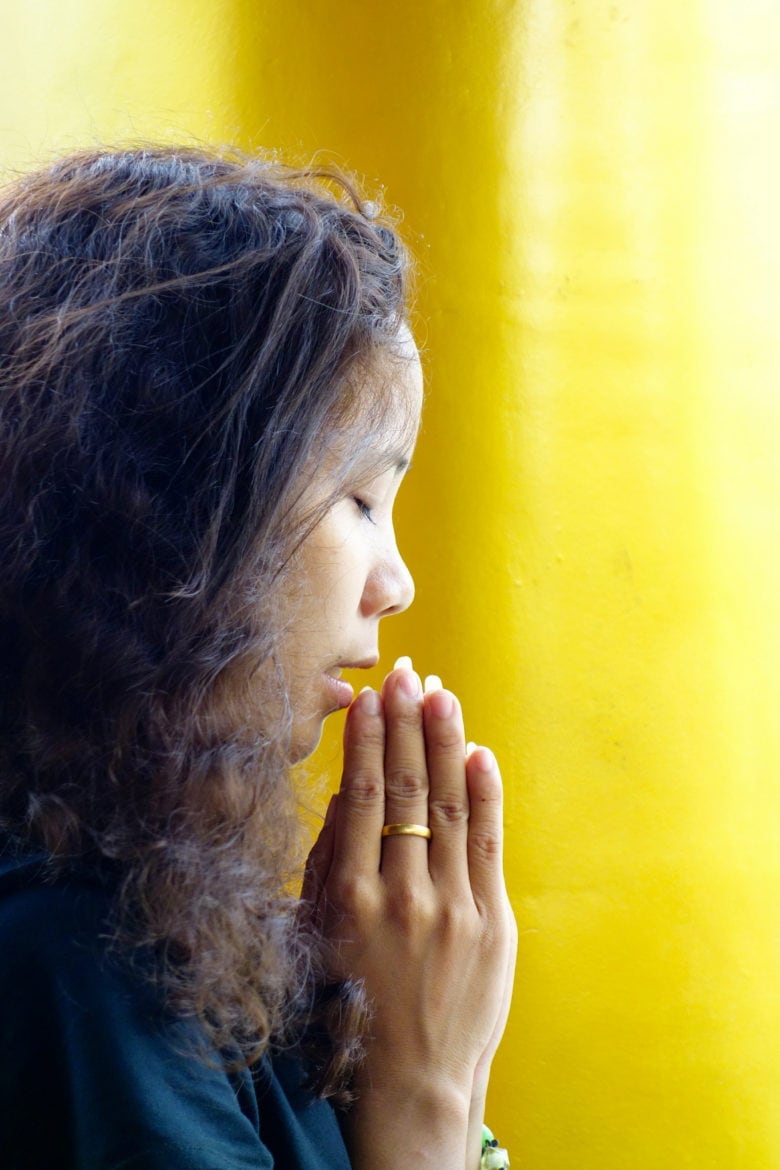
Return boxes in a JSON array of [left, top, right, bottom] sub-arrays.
[[0, 146, 516, 1169]]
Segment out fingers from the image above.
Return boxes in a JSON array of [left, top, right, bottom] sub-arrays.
[[331, 657, 505, 914], [379, 660, 430, 879], [332, 686, 387, 875], [464, 746, 506, 908], [424, 686, 470, 884]]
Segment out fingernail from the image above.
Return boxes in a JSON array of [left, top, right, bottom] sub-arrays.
[[473, 746, 496, 772], [398, 670, 422, 699], [429, 689, 454, 719], [424, 674, 443, 693], [466, 740, 477, 755], [357, 687, 382, 715], [394, 655, 413, 671]]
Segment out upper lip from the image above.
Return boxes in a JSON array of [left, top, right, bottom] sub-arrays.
[[327, 657, 379, 676]]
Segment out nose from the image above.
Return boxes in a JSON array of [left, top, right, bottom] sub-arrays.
[[361, 542, 415, 619]]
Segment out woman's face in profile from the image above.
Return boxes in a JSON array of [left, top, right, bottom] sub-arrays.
[[275, 336, 423, 761]]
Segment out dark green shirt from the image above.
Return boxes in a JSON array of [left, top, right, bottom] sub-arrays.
[[0, 842, 351, 1170]]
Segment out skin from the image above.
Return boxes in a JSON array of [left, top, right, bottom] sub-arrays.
[[278, 333, 421, 762], [290, 334, 517, 1170]]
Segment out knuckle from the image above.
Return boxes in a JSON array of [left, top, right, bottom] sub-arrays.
[[428, 724, 466, 755], [469, 828, 503, 862], [387, 882, 432, 929], [328, 871, 377, 915], [436, 898, 475, 943], [384, 763, 427, 803], [341, 767, 384, 807], [387, 701, 423, 733], [429, 797, 469, 827], [483, 909, 516, 953], [345, 718, 385, 752]]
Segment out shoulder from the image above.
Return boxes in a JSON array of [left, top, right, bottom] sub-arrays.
[[0, 841, 146, 1035], [0, 841, 112, 963], [0, 840, 350, 1170], [0, 842, 265, 1168]]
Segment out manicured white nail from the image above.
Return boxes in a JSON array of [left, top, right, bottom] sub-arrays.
[[424, 674, 443, 693], [358, 687, 382, 715], [474, 746, 497, 772], [466, 740, 477, 755], [394, 655, 413, 671]]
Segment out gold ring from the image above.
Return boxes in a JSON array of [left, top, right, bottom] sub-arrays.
[[381, 823, 432, 840]]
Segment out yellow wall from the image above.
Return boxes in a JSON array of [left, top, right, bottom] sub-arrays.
[[4, 2, 780, 1165]]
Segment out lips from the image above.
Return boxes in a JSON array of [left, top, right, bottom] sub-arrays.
[[335, 657, 380, 672], [322, 672, 355, 710], [322, 656, 379, 710]]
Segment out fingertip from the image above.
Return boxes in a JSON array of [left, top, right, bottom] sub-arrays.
[[391, 669, 423, 700], [472, 746, 497, 774], [425, 687, 456, 720], [353, 686, 382, 716], [466, 746, 503, 801]]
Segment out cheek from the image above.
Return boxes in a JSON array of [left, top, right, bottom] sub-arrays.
[[302, 541, 368, 619], [280, 566, 358, 673], [307, 572, 361, 640], [284, 507, 373, 646]]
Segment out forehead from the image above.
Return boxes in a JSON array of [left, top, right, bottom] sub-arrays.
[[362, 328, 423, 448], [295, 339, 422, 519], [327, 329, 422, 457], [357, 334, 420, 465]]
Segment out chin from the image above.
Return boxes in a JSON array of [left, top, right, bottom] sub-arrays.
[[289, 716, 326, 764]]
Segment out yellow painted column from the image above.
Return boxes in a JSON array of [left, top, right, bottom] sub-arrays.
[[3, 3, 780, 1167], [0, 1, 245, 164], [242, 6, 780, 1166]]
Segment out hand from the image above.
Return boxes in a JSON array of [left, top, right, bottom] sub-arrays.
[[303, 660, 517, 1169]]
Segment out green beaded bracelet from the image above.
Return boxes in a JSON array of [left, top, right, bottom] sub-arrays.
[[481, 1124, 510, 1170]]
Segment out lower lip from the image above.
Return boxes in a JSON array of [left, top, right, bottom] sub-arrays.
[[323, 673, 354, 710]]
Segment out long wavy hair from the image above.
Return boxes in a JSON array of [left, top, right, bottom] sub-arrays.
[[0, 146, 410, 1096]]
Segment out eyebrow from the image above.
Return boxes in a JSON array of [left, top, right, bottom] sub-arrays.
[[347, 442, 414, 480]]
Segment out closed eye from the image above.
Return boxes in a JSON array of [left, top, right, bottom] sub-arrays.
[[353, 497, 375, 523]]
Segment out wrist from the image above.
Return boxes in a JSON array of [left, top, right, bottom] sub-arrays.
[[471, 1065, 491, 1114], [344, 1075, 471, 1170], [467, 1065, 492, 1170]]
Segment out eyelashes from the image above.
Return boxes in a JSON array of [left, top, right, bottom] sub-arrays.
[[353, 497, 376, 524]]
